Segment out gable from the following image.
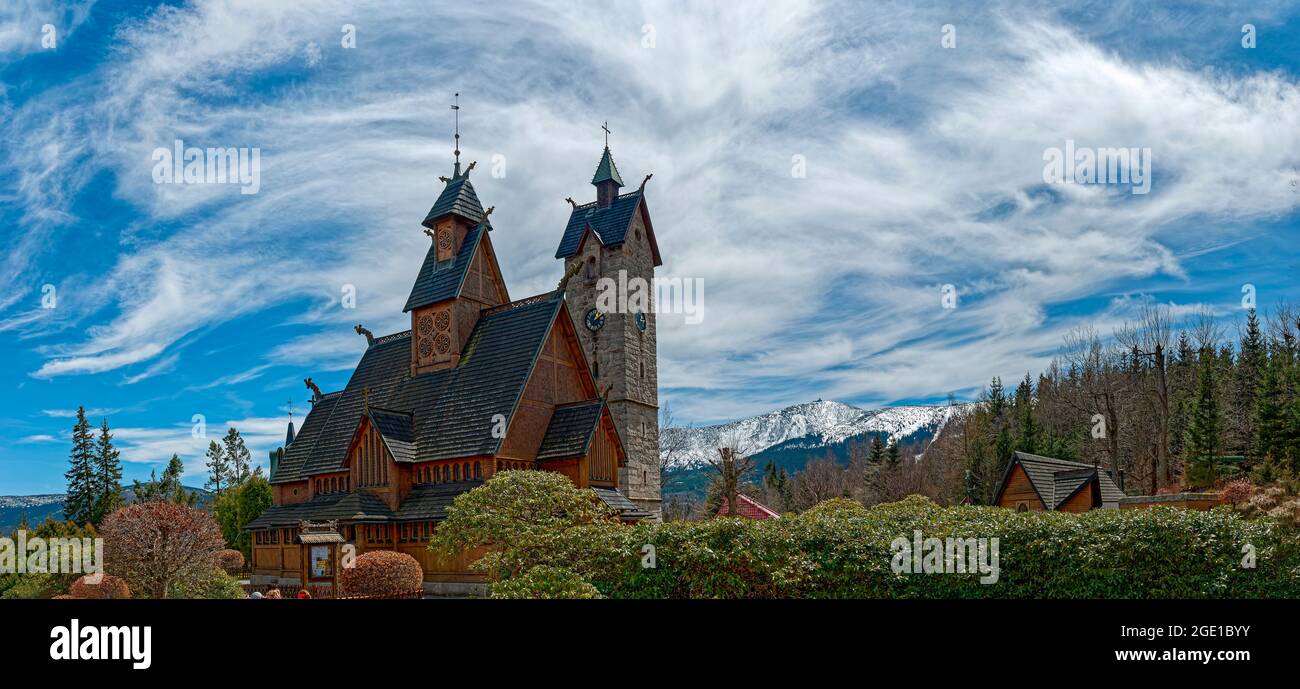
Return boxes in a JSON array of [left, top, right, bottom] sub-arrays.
[[995, 463, 1046, 511], [555, 191, 659, 263]]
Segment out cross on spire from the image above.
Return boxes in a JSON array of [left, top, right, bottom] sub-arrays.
[[451, 92, 461, 174], [602, 120, 611, 147], [287, 399, 294, 424]]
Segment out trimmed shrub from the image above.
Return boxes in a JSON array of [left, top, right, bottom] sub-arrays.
[[69, 574, 131, 599], [167, 568, 246, 599], [437, 476, 1300, 599], [340, 551, 424, 597], [491, 566, 603, 599], [216, 549, 245, 576]]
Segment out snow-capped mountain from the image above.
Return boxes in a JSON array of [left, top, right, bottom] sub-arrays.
[[661, 400, 963, 469]]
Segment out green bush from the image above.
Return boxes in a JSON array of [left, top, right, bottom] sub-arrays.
[[166, 568, 246, 599], [490, 566, 604, 599], [436, 474, 1300, 599]]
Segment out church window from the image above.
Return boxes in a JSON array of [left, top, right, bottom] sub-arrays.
[[454, 464, 461, 481], [474, 462, 482, 479], [640, 360, 644, 379], [270, 530, 278, 545], [585, 256, 597, 282]]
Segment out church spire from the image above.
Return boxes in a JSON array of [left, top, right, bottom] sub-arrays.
[[451, 92, 462, 177], [592, 123, 624, 207]]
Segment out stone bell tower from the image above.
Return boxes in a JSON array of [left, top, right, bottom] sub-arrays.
[[554, 136, 663, 517]]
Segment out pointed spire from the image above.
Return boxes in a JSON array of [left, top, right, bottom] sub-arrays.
[[591, 145, 624, 187]]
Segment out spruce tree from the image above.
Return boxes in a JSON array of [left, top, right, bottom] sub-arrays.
[[869, 434, 886, 463], [63, 407, 97, 526], [1014, 374, 1038, 454], [223, 427, 252, 487], [205, 441, 229, 495], [1184, 353, 1223, 488], [1237, 309, 1266, 458], [1255, 352, 1286, 465], [885, 442, 901, 468], [91, 419, 124, 523]]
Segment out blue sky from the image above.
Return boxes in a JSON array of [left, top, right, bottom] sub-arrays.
[[2, 0, 1299, 494]]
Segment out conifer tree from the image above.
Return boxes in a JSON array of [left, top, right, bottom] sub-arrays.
[[1185, 353, 1223, 488], [63, 407, 97, 526], [869, 434, 885, 463], [205, 441, 229, 495], [885, 441, 901, 468], [1014, 373, 1038, 454], [223, 427, 252, 487], [91, 419, 124, 523]]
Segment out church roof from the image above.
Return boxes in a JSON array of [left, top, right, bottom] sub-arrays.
[[404, 222, 485, 312], [245, 490, 395, 529], [536, 400, 605, 461], [367, 407, 416, 464], [555, 190, 652, 259], [422, 172, 484, 229], [272, 291, 568, 484], [591, 146, 624, 186], [394, 480, 483, 521]]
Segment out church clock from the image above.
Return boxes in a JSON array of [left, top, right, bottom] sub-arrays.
[[584, 308, 606, 332]]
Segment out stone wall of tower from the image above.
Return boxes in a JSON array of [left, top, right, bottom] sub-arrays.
[[563, 209, 661, 516]]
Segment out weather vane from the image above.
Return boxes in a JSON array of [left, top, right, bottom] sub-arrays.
[[287, 399, 294, 424]]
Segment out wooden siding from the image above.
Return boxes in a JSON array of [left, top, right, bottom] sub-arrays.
[[996, 464, 1044, 511]]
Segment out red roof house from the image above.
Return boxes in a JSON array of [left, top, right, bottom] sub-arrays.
[[714, 494, 780, 520]]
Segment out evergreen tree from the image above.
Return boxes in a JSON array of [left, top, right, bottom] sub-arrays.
[[869, 434, 886, 463], [1236, 309, 1266, 458], [1255, 351, 1287, 465], [1185, 353, 1223, 488], [1014, 373, 1038, 454], [133, 454, 196, 506], [223, 427, 252, 487], [90, 419, 124, 524], [63, 407, 97, 526], [885, 442, 901, 468], [205, 441, 229, 495]]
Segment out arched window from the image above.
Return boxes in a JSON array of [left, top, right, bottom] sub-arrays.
[[453, 464, 461, 481], [315, 479, 321, 493], [584, 256, 597, 282], [1016, 503, 1029, 513], [474, 462, 482, 479]]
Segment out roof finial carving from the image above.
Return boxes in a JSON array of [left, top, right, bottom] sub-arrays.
[[354, 324, 375, 346]]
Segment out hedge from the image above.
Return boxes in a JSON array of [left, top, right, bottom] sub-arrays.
[[434, 473, 1300, 599]]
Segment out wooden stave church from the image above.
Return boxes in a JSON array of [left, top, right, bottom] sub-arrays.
[[246, 143, 661, 593]]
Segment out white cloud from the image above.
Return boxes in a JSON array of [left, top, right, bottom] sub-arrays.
[[4, 1, 1300, 426]]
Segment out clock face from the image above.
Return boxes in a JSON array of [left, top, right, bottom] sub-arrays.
[[634, 311, 647, 332], [584, 308, 606, 332]]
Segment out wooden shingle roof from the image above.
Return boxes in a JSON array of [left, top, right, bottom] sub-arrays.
[[403, 222, 485, 313], [536, 400, 604, 461], [272, 292, 567, 484], [996, 451, 1125, 509]]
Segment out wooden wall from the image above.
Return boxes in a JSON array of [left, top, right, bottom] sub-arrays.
[[996, 464, 1044, 511]]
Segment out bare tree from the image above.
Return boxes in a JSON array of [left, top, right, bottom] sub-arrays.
[[1060, 326, 1125, 472], [792, 453, 847, 510], [708, 432, 755, 518], [657, 403, 691, 495], [1116, 302, 1174, 490]]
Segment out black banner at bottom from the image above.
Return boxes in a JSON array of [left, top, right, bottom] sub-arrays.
[[1, 598, 1289, 677]]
